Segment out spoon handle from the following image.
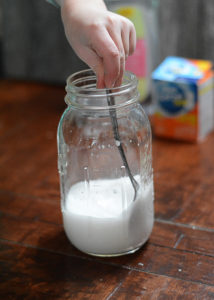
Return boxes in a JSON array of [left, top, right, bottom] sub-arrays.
[[106, 90, 139, 200]]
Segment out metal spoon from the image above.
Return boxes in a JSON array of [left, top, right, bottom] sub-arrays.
[[106, 90, 139, 201]]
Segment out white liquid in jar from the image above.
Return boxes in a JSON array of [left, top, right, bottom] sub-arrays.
[[62, 176, 154, 255]]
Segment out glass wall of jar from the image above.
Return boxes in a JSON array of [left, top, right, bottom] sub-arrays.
[[57, 69, 154, 257]]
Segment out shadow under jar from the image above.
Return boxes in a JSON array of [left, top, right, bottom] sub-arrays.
[[57, 69, 154, 257]]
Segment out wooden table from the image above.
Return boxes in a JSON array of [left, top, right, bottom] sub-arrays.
[[0, 80, 214, 299]]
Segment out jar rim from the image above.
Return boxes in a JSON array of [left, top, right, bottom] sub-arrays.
[[65, 69, 139, 110], [66, 69, 138, 94]]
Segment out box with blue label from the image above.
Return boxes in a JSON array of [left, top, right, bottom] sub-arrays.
[[152, 56, 214, 141]]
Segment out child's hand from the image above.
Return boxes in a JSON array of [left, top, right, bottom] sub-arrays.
[[60, 0, 136, 88]]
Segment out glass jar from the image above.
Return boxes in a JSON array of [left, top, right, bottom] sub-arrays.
[[57, 69, 154, 257]]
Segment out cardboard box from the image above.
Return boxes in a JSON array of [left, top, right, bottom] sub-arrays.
[[152, 56, 214, 141]]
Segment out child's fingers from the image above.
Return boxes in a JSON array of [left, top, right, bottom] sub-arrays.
[[92, 27, 121, 88], [77, 45, 105, 88]]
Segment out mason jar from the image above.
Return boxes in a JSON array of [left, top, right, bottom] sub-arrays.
[[57, 69, 154, 257]]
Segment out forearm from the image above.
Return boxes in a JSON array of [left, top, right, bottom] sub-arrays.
[[55, 0, 106, 9]]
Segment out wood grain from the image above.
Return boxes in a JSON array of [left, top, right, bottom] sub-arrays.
[[0, 80, 214, 299]]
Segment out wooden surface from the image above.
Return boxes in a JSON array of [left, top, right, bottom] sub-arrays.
[[0, 80, 214, 299]]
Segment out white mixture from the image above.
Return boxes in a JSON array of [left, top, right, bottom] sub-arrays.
[[62, 176, 154, 255]]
